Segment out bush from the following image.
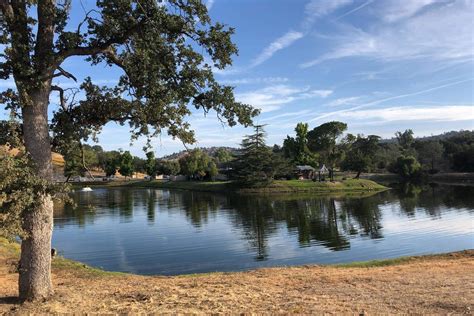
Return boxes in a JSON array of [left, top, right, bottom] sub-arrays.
[[390, 156, 422, 179]]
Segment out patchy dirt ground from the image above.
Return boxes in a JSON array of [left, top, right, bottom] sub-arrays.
[[1, 241, 473, 314]]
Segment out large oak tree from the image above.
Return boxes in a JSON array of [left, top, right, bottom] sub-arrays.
[[0, 0, 257, 301]]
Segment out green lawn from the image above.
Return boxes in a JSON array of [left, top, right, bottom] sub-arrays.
[[122, 178, 387, 194]]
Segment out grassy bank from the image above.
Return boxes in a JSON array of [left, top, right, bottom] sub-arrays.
[[119, 178, 388, 194], [1, 238, 472, 314]]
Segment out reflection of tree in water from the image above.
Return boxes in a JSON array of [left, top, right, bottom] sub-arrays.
[[54, 199, 91, 228], [146, 189, 157, 223], [118, 189, 134, 221], [395, 182, 423, 216], [338, 196, 384, 239], [54, 184, 474, 261], [226, 195, 278, 260], [273, 198, 350, 251], [181, 192, 220, 227], [158, 191, 221, 227], [391, 182, 474, 217]]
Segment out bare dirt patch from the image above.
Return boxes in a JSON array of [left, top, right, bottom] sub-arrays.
[[1, 243, 472, 314]]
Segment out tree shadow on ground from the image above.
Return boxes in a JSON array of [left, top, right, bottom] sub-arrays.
[[0, 296, 21, 305]]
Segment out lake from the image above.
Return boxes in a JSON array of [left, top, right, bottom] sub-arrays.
[[52, 183, 474, 275]]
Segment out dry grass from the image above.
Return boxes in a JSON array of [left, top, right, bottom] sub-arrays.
[[0, 239, 472, 314]]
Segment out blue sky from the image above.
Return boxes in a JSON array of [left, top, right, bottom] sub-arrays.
[[1, 0, 473, 157]]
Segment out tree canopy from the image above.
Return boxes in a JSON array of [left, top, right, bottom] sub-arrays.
[[233, 125, 280, 186], [1, 0, 259, 300], [282, 122, 317, 166], [1, 0, 258, 149]]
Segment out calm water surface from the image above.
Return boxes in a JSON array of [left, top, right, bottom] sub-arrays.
[[52, 183, 474, 275]]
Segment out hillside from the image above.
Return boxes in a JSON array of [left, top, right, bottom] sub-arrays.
[[2, 146, 65, 167], [160, 146, 240, 160], [380, 130, 474, 144]]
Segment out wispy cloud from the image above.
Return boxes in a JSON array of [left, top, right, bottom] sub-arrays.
[[263, 109, 313, 122], [206, 0, 215, 11], [220, 77, 289, 85], [249, 0, 356, 68], [303, 0, 353, 29], [334, 105, 474, 122], [377, 0, 439, 22], [250, 31, 304, 67], [235, 84, 333, 113], [335, 0, 373, 20], [301, 0, 473, 67], [308, 78, 473, 122], [325, 96, 361, 107]]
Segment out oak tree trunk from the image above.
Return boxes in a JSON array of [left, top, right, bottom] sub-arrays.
[[19, 89, 55, 301]]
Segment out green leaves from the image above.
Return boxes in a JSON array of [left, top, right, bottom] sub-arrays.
[[2, 0, 257, 150], [0, 147, 70, 239], [233, 125, 280, 186]]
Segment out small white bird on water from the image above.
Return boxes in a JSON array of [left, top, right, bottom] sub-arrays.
[[81, 187, 93, 192]]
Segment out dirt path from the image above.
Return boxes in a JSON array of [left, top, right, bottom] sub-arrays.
[[1, 242, 473, 314]]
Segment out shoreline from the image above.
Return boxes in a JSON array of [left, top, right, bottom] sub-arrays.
[[1, 239, 472, 313]]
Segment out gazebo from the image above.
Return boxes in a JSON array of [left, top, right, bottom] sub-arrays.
[[318, 164, 330, 181], [295, 165, 316, 180]]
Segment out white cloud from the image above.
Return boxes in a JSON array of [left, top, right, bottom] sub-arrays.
[[248, 0, 354, 68], [206, 0, 215, 11], [307, 78, 472, 123], [301, 0, 473, 67], [220, 77, 289, 85], [325, 96, 361, 107], [335, 0, 373, 20], [251, 31, 304, 67], [263, 109, 313, 122], [334, 105, 474, 122], [235, 84, 333, 113], [303, 0, 353, 29], [378, 0, 439, 22]]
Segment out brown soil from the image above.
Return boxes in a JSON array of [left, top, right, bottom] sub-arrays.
[[1, 244, 473, 314]]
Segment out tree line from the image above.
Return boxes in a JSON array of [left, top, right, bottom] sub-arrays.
[[231, 122, 474, 185], [2, 119, 473, 184]]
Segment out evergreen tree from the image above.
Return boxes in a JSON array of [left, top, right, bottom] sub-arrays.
[[233, 125, 277, 186]]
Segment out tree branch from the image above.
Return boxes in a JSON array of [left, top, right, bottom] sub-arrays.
[[50, 85, 66, 111], [53, 66, 78, 82], [54, 19, 145, 67]]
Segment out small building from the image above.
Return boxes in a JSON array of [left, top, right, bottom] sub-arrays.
[[317, 164, 333, 181], [295, 165, 316, 180]]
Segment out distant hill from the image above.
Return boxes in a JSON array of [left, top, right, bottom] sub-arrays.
[[380, 130, 473, 144], [2, 146, 65, 167], [159, 146, 240, 160]]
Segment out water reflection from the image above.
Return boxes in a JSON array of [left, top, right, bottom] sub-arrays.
[[53, 183, 474, 274]]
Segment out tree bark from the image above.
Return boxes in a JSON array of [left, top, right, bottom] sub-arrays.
[[19, 89, 54, 301]]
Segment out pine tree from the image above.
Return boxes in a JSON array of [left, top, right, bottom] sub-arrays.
[[233, 125, 276, 186]]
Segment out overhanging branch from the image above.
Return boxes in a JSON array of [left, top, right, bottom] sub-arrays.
[[53, 66, 78, 82]]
